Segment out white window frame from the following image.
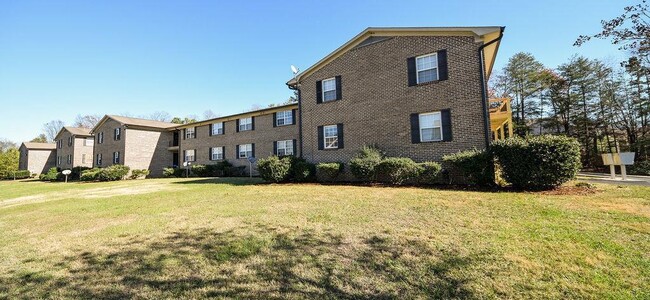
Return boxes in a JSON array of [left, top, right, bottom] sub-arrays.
[[415, 53, 439, 84], [114, 128, 121, 140], [98, 132, 104, 144], [184, 149, 195, 162], [57, 156, 61, 165], [276, 110, 293, 126], [85, 137, 93, 146], [185, 127, 196, 139], [239, 117, 252, 131], [276, 140, 294, 156], [113, 151, 120, 164], [211, 147, 223, 160], [323, 125, 338, 149], [67, 154, 72, 164], [96, 153, 102, 166], [68, 136, 73, 146], [322, 77, 337, 102], [419, 112, 443, 142], [211, 123, 223, 135], [238, 144, 252, 159]]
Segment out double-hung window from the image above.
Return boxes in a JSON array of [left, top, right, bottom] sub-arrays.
[[416, 53, 438, 84], [276, 110, 293, 126], [114, 128, 121, 141], [211, 147, 223, 160], [211, 123, 223, 135], [67, 154, 71, 164], [57, 156, 61, 165], [68, 136, 73, 146], [322, 78, 337, 102], [184, 149, 195, 162], [238, 144, 252, 159], [419, 112, 443, 142], [276, 140, 293, 156], [239, 117, 252, 131], [323, 125, 338, 149], [185, 127, 196, 139], [97, 132, 104, 144], [58, 140, 62, 149], [96, 154, 102, 166], [113, 151, 120, 164]]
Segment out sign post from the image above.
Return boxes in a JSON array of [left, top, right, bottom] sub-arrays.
[[62, 169, 72, 183], [247, 156, 257, 178]]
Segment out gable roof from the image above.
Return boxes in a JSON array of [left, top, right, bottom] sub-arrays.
[[90, 115, 177, 134], [21, 142, 56, 150], [286, 26, 504, 86], [54, 126, 93, 140], [175, 103, 299, 129]]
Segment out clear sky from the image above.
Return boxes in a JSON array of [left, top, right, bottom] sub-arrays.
[[0, 0, 633, 143]]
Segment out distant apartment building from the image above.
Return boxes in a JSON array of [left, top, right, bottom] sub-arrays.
[[18, 142, 56, 175], [90, 115, 176, 177], [175, 104, 299, 175], [54, 126, 94, 169]]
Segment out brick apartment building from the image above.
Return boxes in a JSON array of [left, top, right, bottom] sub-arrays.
[[54, 127, 94, 169], [18, 142, 56, 175]]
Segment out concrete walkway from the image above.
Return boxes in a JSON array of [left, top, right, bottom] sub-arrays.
[[578, 172, 650, 187]]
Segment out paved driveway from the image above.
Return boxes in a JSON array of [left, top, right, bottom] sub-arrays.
[[578, 172, 650, 187]]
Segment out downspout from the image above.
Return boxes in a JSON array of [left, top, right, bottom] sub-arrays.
[[287, 82, 302, 159], [478, 27, 505, 148]]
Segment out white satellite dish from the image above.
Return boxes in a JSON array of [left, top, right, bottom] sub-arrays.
[[291, 65, 299, 74]]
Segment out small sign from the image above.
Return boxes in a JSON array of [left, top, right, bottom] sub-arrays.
[[247, 156, 257, 164], [183, 162, 188, 167], [62, 170, 72, 175]]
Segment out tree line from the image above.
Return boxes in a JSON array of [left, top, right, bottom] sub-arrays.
[[490, 1, 650, 167]]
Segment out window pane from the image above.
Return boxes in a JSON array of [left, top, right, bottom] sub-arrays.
[[416, 54, 437, 71], [432, 127, 442, 141], [324, 90, 336, 101], [417, 69, 437, 83], [421, 128, 434, 142], [323, 79, 336, 91]]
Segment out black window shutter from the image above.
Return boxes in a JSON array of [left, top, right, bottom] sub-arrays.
[[236, 119, 240, 132], [316, 80, 323, 103], [183, 129, 186, 140], [337, 123, 344, 149], [292, 139, 297, 156], [437, 49, 448, 81], [209, 147, 212, 160], [209, 124, 213, 136], [441, 109, 452, 141], [291, 109, 297, 125], [410, 113, 421, 143], [194, 149, 197, 161], [221, 122, 225, 134], [317, 126, 324, 150], [236, 145, 240, 158], [251, 143, 255, 157], [222, 146, 225, 159], [251, 117, 255, 131], [273, 141, 277, 155], [335, 75, 342, 100], [407, 57, 417, 86], [273, 112, 277, 127]]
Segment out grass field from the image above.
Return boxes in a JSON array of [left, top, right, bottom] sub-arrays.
[[0, 178, 648, 299]]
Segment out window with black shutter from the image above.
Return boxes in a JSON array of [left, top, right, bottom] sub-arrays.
[[411, 110, 452, 143], [407, 50, 448, 86]]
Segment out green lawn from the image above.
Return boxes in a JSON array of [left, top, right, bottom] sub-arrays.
[[0, 178, 648, 299]]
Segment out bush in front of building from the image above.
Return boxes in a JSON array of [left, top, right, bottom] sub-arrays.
[[80, 168, 101, 181], [375, 157, 423, 185], [349, 145, 383, 182], [71, 166, 91, 180], [289, 157, 316, 182], [491, 135, 581, 190], [257, 156, 292, 183], [39, 167, 59, 182], [417, 161, 442, 185], [129, 169, 150, 179], [96, 165, 130, 181], [630, 160, 650, 176], [443, 148, 495, 186], [1, 170, 31, 180], [316, 162, 344, 182], [190, 161, 234, 177]]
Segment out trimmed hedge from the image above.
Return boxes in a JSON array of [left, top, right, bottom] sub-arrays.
[[80, 168, 101, 181], [2, 170, 31, 180], [257, 156, 292, 183], [39, 167, 59, 182], [491, 135, 581, 189], [349, 146, 383, 182], [289, 157, 316, 182], [130, 169, 150, 179], [97, 165, 130, 181], [316, 162, 344, 182], [417, 161, 442, 185], [375, 157, 422, 185], [443, 149, 495, 186]]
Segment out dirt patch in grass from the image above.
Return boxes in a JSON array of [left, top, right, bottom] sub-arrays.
[[536, 185, 599, 196]]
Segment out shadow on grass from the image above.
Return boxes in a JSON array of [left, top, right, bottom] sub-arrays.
[[171, 177, 264, 186], [1, 225, 486, 299]]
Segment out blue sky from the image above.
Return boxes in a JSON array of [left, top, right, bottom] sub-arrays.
[[0, 0, 633, 143]]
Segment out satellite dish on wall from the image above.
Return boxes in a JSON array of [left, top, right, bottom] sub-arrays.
[[291, 65, 299, 74]]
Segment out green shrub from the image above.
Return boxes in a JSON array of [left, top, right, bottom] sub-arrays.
[[257, 156, 292, 183], [491, 135, 581, 189], [96, 165, 130, 181], [417, 161, 442, 185], [225, 166, 247, 177], [3, 170, 31, 179], [80, 168, 101, 181], [130, 169, 150, 179], [289, 157, 316, 182], [375, 157, 423, 185], [163, 167, 176, 178], [70, 166, 91, 180], [443, 149, 495, 186], [316, 162, 344, 182], [191, 164, 208, 177], [349, 146, 383, 181], [630, 160, 650, 176], [39, 167, 59, 181]]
